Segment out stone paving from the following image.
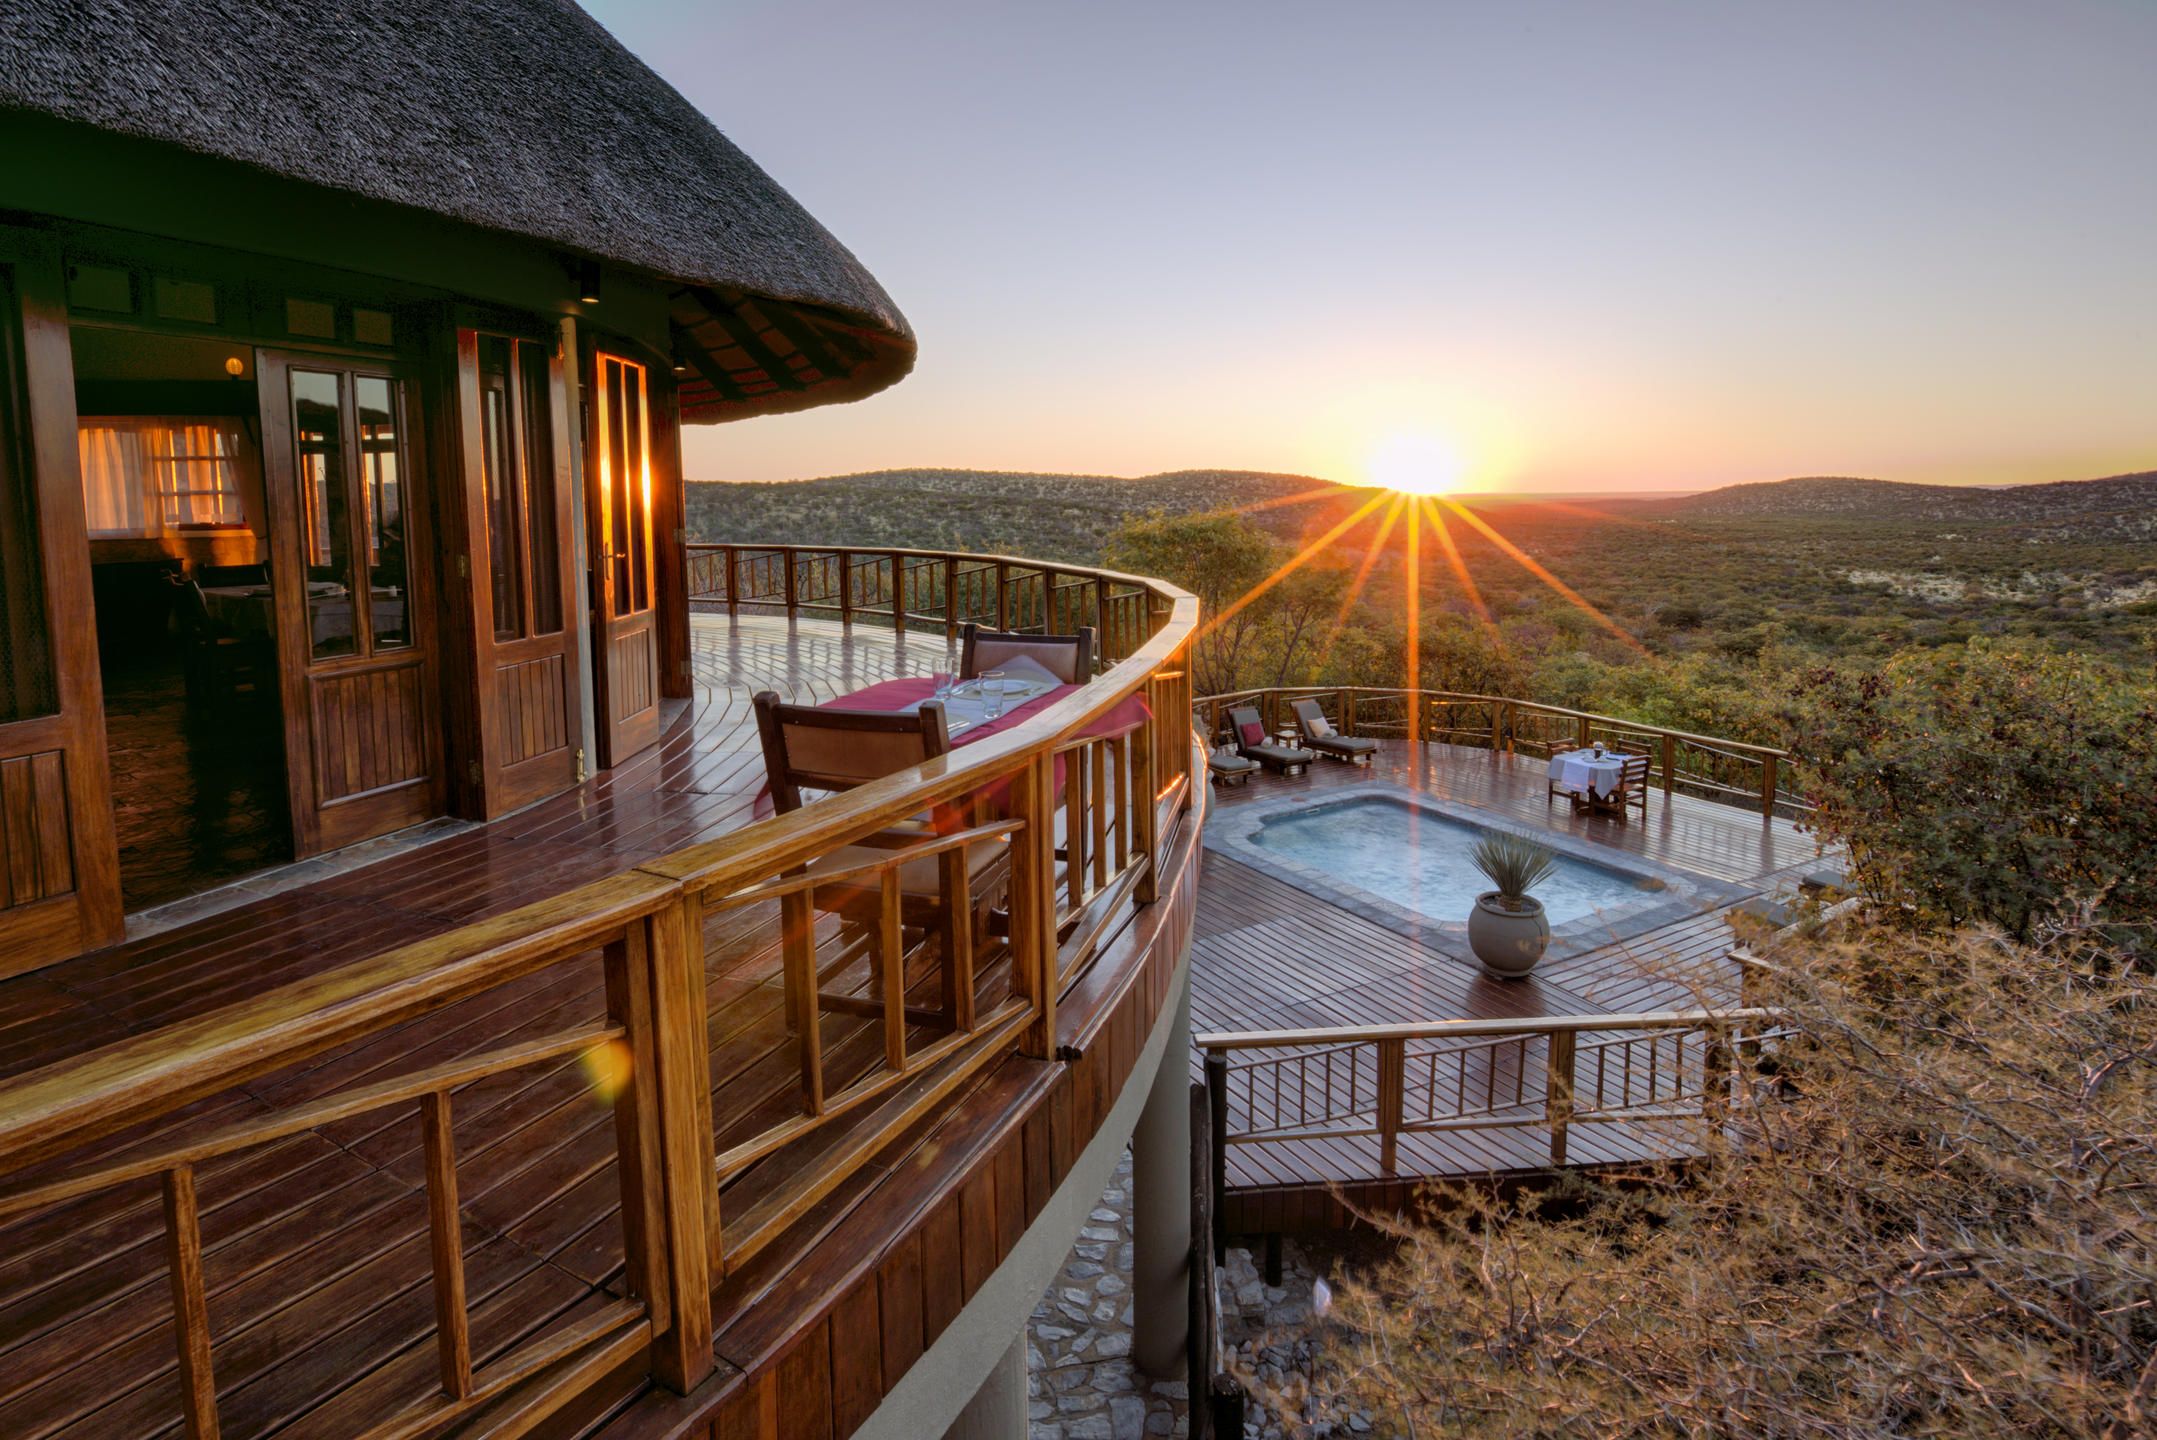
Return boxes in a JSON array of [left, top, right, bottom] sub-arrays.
[[1026, 1149, 1371, 1439], [1027, 1150, 1189, 1439]]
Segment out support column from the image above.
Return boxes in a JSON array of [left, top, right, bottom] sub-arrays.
[[1131, 975, 1193, 1377], [941, 1335, 1026, 1440]]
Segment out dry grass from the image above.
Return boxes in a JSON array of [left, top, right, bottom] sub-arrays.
[[1289, 923, 2157, 1438]]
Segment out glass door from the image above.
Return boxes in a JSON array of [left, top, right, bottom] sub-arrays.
[[454, 328, 582, 812], [257, 349, 444, 854], [586, 351, 660, 766]]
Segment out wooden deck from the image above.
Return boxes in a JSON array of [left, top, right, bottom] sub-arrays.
[[1189, 742, 1820, 1232], [0, 613, 1070, 1438]]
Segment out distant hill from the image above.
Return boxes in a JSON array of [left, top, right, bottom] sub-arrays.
[[1647, 472, 2157, 533], [684, 467, 1354, 561]]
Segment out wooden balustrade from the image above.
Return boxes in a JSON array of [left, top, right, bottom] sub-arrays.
[[0, 549, 1202, 1439], [686, 543, 1165, 670], [1194, 684, 1804, 817], [1200, 1009, 1776, 1174]]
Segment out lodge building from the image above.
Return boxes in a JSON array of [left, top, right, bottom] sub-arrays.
[[0, 5, 1210, 1438]]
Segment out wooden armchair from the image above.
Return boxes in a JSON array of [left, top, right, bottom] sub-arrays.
[[753, 692, 1012, 1046], [958, 623, 1095, 684]]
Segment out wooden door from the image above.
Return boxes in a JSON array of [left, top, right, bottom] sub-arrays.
[[453, 329, 583, 814], [0, 232, 122, 973], [258, 350, 445, 855], [586, 351, 661, 767]]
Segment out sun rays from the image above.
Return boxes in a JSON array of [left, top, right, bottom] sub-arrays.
[[1208, 483, 1644, 679]]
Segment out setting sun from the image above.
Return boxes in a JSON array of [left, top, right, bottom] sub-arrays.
[[1362, 431, 1469, 495]]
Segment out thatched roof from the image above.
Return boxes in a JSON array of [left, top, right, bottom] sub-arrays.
[[0, 0, 914, 422]]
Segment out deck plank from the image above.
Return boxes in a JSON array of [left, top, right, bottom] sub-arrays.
[[1192, 740, 1812, 1219]]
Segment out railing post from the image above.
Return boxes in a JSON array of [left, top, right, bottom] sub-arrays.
[[162, 1165, 219, 1440], [1134, 689, 1160, 904], [1205, 1050, 1228, 1263], [1662, 733, 1676, 800], [943, 557, 959, 642], [782, 547, 798, 622], [722, 544, 739, 617], [1042, 568, 1059, 632], [1576, 714, 1591, 750], [1344, 688, 1357, 737], [891, 552, 908, 632], [995, 561, 1010, 628], [1501, 699, 1514, 756], [1011, 752, 1060, 1058], [1702, 1022, 1731, 1133], [1376, 1038, 1405, 1175], [1546, 1030, 1576, 1167], [1760, 753, 1778, 818], [610, 900, 716, 1393], [836, 550, 853, 627]]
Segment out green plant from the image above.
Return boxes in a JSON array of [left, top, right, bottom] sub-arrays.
[[1471, 831, 1557, 908]]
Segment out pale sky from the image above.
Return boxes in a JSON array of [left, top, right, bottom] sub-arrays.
[[585, 1, 2157, 493]]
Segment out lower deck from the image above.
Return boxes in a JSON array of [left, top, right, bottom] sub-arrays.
[[1190, 740, 1819, 1231]]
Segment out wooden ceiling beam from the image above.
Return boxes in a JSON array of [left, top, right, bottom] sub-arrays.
[[688, 286, 808, 392], [669, 318, 750, 405], [749, 298, 855, 382]]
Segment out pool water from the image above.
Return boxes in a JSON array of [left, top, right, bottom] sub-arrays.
[[1248, 795, 1660, 927]]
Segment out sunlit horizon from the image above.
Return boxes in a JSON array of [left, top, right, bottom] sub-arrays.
[[588, 2, 2157, 494]]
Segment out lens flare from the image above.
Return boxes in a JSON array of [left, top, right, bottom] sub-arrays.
[[1363, 431, 1465, 496], [582, 1038, 633, 1102]]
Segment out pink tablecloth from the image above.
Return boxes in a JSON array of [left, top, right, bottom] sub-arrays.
[[754, 677, 1152, 821]]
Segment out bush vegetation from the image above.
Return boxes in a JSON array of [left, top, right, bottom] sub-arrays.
[[1294, 924, 2157, 1437]]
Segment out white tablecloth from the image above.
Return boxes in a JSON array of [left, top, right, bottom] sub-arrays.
[[1549, 748, 1626, 800]]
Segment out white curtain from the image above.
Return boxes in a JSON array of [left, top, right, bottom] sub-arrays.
[[77, 418, 251, 538], [77, 422, 150, 536]]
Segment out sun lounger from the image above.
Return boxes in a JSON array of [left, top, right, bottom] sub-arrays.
[[1289, 697, 1378, 765], [1224, 704, 1315, 776]]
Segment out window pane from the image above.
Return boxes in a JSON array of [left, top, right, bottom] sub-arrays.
[[603, 359, 627, 614], [479, 337, 521, 640], [519, 343, 563, 635], [602, 356, 652, 618], [623, 361, 649, 614], [357, 376, 409, 651], [0, 273, 57, 723], [292, 371, 355, 660]]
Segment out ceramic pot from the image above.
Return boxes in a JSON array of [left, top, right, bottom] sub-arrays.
[[1467, 892, 1549, 978]]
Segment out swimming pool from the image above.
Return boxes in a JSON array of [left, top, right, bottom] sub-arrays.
[[1248, 795, 1659, 926], [1205, 784, 1747, 962]]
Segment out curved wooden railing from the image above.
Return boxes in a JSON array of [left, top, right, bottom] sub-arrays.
[[1194, 685, 1804, 817], [0, 551, 1201, 1439], [1198, 1008, 1780, 1192], [687, 542, 1162, 663]]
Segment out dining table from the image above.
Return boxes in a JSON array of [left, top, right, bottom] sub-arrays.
[[1548, 746, 1628, 801], [754, 673, 1152, 821]]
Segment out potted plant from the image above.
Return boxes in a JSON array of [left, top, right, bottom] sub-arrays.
[[1467, 831, 1558, 978]]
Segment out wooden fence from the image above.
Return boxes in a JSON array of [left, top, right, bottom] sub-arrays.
[[1200, 1008, 1777, 1182], [687, 543, 1161, 662], [0, 553, 1201, 1439], [1193, 685, 1803, 818]]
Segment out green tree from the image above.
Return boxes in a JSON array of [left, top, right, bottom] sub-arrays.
[[1789, 641, 2157, 950]]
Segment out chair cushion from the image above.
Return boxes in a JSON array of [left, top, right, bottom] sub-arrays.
[[1302, 709, 1334, 737], [1237, 719, 1266, 747], [986, 654, 1062, 686]]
